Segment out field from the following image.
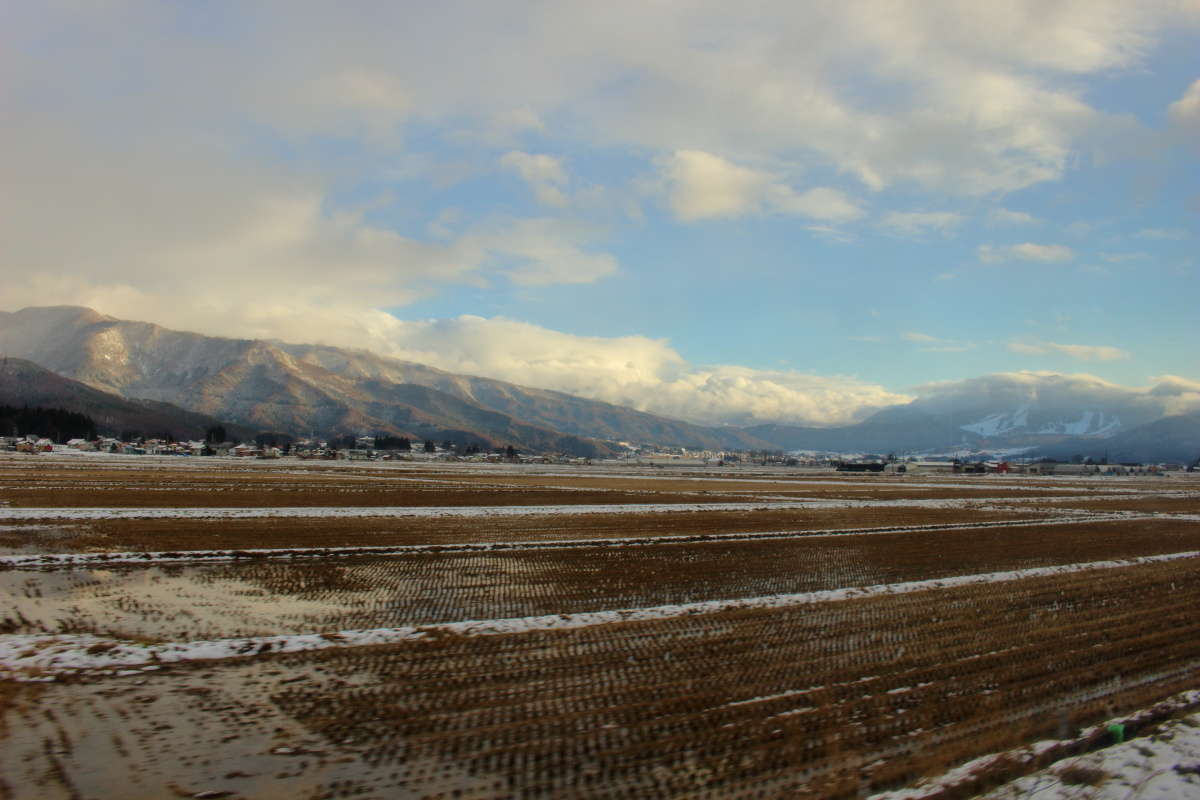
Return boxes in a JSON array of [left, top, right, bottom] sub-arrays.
[[1, 455, 1198, 799]]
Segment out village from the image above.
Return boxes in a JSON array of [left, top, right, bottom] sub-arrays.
[[0, 431, 1190, 476]]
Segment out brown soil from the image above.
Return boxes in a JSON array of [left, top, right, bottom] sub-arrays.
[[5, 558, 1194, 798], [0, 485, 759, 508], [6, 517, 1198, 642], [0, 506, 1048, 552], [264, 558, 1200, 798], [3, 458, 1198, 799], [0, 462, 1129, 508], [1039, 495, 1200, 514]]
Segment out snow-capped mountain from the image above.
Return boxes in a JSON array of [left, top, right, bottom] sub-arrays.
[[0, 306, 773, 454], [3, 306, 1196, 458], [748, 373, 1196, 455], [958, 404, 1123, 438]]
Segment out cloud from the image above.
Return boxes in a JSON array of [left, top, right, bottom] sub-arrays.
[[988, 208, 1039, 226], [880, 211, 963, 237], [902, 332, 941, 343], [913, 371, 1200, 419], [902, 331, 972, 352], [0, 111, 619, 337], [978, 243, 1076, 263], [1168, 78, 1200, 130], [661, 150, 861, 223], [1008, 340, 1130, 361], [1136, 227, 1189, 240], [1099, 252, 1149, 264], [500, 151, 570, 207], [322, 315, 911, 426], [1147, 375, 1200, 416], [465, 218, 618, 286], [7, 3, 1197, 211]]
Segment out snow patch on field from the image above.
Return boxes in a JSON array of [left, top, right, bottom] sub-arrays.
[[872, 690, 1200, 800], [2, 550, 1196, 679], [981, 713, 1200, 799]]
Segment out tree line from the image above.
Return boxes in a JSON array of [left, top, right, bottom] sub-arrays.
[[0, 405, 97, 442]]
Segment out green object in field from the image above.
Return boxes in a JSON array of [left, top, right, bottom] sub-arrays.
[[1106, 723, 1125, 744]]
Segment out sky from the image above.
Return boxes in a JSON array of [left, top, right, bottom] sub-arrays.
[[2, 1, 1198, 427]]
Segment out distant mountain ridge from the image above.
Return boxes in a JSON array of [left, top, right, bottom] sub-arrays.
[[0, 306, 773, 455], [0, 357, 251, 441], [747, 374, 1195, 461], [3, 306, 1194, 461], [1037, 413, 1200, 465]]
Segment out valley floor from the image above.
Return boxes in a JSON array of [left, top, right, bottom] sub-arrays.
[[1, 454, 1198, 799]]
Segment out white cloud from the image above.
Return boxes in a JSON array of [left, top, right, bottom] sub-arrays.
[[988, 208, 1039, 226], [661, 150, 861, 223], [1136, 227, 1189, 240], [1008, 340, 1130, 361], [1147, 375, 1200, 416], [902, 331, 972, 352], [978, 243, 1076, 263], [0, 113, 619, 338], [663, 150, 766, 221], [7, 2, 1197, 207], [903, 331, 940, 343], [466, 218, 618, 286], [913, 371, 1200, 419], [880, 211, 963, 237], [500, 151, 570, 207], [1167, 78, 1200, 130], [327, 315, 911, 426], [1099, 252, 1149, 264]]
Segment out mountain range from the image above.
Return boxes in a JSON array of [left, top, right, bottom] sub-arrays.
[[1, 306, 1196, 462], [0, 357, 253, 442], [0, 306, 773, 456], [749, 375, 1199, 463]]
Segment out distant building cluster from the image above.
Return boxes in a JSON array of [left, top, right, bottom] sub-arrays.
[[0, 433, 1193, 474]]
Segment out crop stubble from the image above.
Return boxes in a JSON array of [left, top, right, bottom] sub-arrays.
[[1, 457, 1198, 799]]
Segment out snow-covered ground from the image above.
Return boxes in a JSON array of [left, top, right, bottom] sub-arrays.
[[871, 690, 1200, 800], [980, 714, 1200, 799]]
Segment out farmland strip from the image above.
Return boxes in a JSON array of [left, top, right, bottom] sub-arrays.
[[2, 549, 1196, 677], [0, 513, 1141, 567]]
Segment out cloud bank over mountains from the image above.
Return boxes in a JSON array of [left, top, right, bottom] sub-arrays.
[[913, 372, 1200, 421]]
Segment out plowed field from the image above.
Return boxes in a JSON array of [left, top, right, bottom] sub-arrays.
[[1, 454, 1197, 799]]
